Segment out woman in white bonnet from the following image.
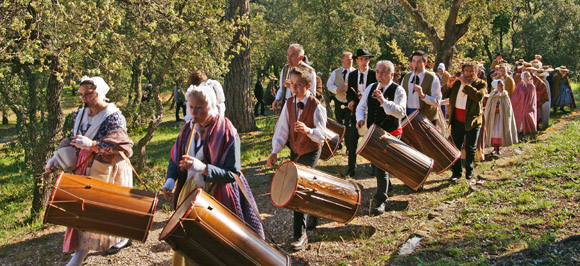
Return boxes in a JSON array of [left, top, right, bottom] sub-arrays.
[[44, 76, 134, 265], [161, 83, 264, 265]]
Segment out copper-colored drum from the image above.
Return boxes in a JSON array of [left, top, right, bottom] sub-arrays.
[[401, 110, 461, 174], [43, 171, 158, 242], [270, 161, 361, 224], [320, 118, 346, 161], [160, 188, 289, 266], [356, 124, 434, 190]]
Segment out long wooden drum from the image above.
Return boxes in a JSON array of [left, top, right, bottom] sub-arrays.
[[43, 171, 158, 242], [270, 161, 361, 223], [401, 110, 460, 174], [356, 124, 434, 190], [160, 188, 290, 266], [320, 118, 346, 161]]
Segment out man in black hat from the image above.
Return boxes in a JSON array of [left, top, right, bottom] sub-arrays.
[[344, 48, 377, 177]]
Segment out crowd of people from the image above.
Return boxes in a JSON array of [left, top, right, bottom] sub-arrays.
[[44, 43, 576, 265]]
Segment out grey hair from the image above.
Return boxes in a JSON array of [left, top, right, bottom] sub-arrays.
[[341, 51, 353, 59], [289, 43, 305, 57], [376, 60, 395, 73]]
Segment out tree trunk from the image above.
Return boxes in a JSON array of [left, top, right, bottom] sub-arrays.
[[224, 0, 257, 133], [30, 56, 65, 217], [1, 110, 7, 124], [399, 0, 471, 71], [135, 42, 181, 171], [128, 56, 143, 127]]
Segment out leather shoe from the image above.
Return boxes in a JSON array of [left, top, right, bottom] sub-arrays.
[[105, 239, 132, 255], [371, 201, 386, 216], [449, 175, 460, 182], [306, 215, 318, 230], [465, 173, 473, 180], [290, 234, 308, 251]]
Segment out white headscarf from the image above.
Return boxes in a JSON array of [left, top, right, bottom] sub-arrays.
[[184, 79, 225, 121], [187, 84, 219, 118], [80, 76, 110, 103], [437, 63, 446, 71], [201, 79, 226, 116], [521, 71, 531, 85]]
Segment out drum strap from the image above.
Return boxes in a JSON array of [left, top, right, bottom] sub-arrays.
[[119, 151, 150, 191], [232, 172, 289, 255]]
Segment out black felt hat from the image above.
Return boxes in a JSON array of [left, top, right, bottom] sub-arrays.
[[353, 49, 374, 59]]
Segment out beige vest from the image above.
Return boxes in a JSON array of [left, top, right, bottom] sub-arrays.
[[332, 67, 349, 102], [402, 71, 439, 121]]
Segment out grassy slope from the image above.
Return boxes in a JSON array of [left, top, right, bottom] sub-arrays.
[[0, 83, 579, 264]]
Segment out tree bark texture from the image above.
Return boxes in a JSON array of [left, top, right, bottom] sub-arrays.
[[224, 0, 257, 133], [30, 56, 65, 216], [399, 0, 471, 70]]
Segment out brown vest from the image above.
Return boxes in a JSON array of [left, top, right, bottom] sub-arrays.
[[401, 71, 439, 121], [287, 95, 321, 155]]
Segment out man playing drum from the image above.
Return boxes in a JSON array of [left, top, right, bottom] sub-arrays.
[[267, 65, 327, 251], [345, 48, 377, 177], [326, 51, 356, 127], [355, 60, 407, 215]]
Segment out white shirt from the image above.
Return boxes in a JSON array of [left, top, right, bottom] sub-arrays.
[[276, 67, 317, 101], [406, 70, 441, 109], [272, 91, 327, 154], [455, 84, 468, 109], [326, 67, 355, 95], [353, 69, 370, 95], [356, 81, 407, 123]]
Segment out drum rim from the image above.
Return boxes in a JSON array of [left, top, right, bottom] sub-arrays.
[[356, 124, 376, 155], [321, 133, 345, 161], [401, 109, 420, 128], [343, 180, 363, 224], [43, 170, 66, 225], [270, 161, 298, 208], [142, 192, 159, 242], [435, 151, 461, 175], [411, 159, 435, 191], [159, 188, 202, 241]]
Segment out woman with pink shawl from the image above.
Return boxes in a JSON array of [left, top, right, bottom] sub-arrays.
[[511, 71, 537, 140], [161, 83, 264, 266]]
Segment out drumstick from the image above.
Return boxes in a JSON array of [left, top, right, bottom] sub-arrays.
[[182, 122, 197, 170]]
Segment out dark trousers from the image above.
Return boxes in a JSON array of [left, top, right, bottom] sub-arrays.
[[176, 102, 186, 120], [371, 133, 398, 204], [450, 119, 480, 177], [290, 148, 321, 239], [254, 97, 265, 115], [334, 99, 349, 126], [345, 114, 359, 175]]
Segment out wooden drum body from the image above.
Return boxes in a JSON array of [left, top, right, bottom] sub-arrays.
[[43, 171, 158, 242], [356, 124, 434, 190], [160, 188, 289, 266], [320, 118, 346, 161], [270, 161, 361, 224], [401, 110, 460, 174]]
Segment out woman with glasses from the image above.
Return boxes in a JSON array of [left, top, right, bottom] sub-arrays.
[[45, 76, 134, 266]]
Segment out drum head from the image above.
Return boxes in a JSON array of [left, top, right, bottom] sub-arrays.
[[401, 109, 419, 128], [270, 161, 298, 207], [159, 188, 202, 240], [356, 124, 376, 155]]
